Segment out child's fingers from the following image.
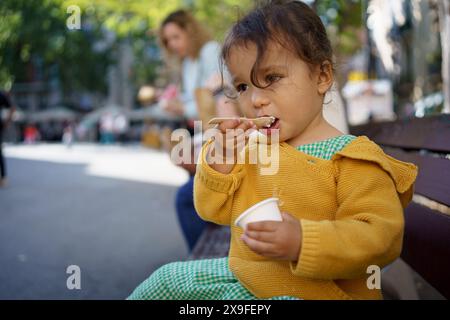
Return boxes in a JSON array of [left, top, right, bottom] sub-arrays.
[[281, 212, 297, 222], [281, 212, 293, 218], [212, 120, 255, 161], [218, 118, 240, 133], [246, 221, 279, 232], [216, 120, 250, 144], [224, 122, 254, 150], [244, 230, 275, 243], [241, 234, 276, 255], [236, 120, 255, 132], [226, 120, 254, 137]]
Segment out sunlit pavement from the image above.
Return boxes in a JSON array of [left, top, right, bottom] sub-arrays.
[[0, 143, 190, 299]]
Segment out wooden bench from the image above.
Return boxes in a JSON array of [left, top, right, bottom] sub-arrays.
[[188, 224, 230, 261], [351, 114, 450, 299], [190, 114, 450, 299]]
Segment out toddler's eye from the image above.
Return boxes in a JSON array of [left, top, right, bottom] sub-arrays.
[[265, 74, 282, 84], [235, 83, 248, 93]]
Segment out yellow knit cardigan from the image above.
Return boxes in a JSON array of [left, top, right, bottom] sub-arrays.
[[193, 136, 418, 300]]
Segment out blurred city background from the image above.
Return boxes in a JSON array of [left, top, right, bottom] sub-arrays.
[[0, 0, 448, 299]]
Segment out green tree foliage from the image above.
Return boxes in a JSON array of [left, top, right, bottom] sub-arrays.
[[0, 0, 111, 93], [190, 0, 254, 41], [0, 0, 255, 95], [314, 0, 364, 57]]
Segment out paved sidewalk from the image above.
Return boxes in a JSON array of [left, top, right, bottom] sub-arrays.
[[0, 143, 189, 299]]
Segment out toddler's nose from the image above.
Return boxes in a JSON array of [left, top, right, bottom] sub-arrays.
[[251, 87, 270, 109]]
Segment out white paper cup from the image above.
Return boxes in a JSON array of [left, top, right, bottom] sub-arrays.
[[234, 198, 282, 229]]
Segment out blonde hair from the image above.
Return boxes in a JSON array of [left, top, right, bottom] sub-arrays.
[[159, 10, 212, 60]]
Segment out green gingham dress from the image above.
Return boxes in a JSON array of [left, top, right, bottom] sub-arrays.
[[127, 135, 357, 300]]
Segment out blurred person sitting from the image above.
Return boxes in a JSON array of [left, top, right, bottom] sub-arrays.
[[158, 9, 221, 130], [24, 123, 40, 144], [62, 122, 74, 148], [99, 113, 115, 144], [0, 90, 15, 187], [158, 9, 223, 251], [113, 113, 129, 144]]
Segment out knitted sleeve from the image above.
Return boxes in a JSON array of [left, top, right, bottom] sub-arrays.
[[290, 154, 418, 280], [193, 140, 246, 226]]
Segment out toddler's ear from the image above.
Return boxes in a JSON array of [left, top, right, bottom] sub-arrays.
[[317, 61, 334, 95]]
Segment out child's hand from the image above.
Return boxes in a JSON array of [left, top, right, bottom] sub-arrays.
[[214, 118, 256, 160], [206, 118, 256, 174], [241, 212, 302, 261]]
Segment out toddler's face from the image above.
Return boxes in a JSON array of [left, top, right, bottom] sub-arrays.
[[226, 41, 331, 147]]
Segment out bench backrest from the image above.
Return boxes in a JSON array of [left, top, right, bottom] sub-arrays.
[[351, 114, 450, 299]]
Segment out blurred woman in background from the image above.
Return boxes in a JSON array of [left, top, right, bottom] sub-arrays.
[[159, 9, 221, 123], [158, 9, 226, 252]]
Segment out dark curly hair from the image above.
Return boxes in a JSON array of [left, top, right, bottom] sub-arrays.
[[221, 1, 334, 92]]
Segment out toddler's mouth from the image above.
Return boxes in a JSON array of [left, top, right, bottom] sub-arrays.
[[261, 115, 280, 133]]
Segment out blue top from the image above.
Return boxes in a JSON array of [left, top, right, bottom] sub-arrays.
[[181, 41, 221, 119]]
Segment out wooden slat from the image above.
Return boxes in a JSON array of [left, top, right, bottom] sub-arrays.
[[382, 147, 450, 207], [350, 114, 450, 152], [401, 203, 450, 299]]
